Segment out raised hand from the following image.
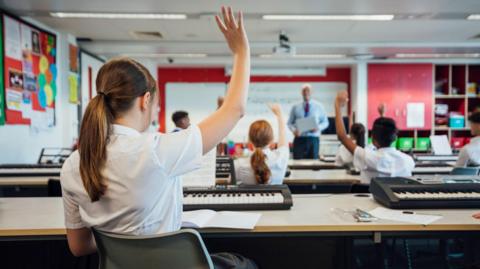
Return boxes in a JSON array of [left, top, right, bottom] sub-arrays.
[[215, 6, 249, 55], [268, 103, 283, 117], [336, 90, 349, 107]]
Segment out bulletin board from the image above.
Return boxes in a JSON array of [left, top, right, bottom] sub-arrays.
[[2, 14, 57, 126]]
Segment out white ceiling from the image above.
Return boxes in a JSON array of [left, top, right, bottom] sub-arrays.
[[2, 0, 480, 66]]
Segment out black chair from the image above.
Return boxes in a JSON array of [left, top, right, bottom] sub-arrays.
[[351, 184, 370, 193], [47, 178, 62, 197]]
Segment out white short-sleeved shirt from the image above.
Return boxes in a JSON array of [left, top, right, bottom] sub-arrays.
[[60, 124, 203, 235], [335, 144, 376, 167], [456, 137, 480, 167], [353, 147, 415, 184], [234, 146, 289, 185]]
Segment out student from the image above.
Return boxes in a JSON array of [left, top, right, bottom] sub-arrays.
[[456, 111, 480, 167], [171, 110, 190, 132], [335, 123, 366, 167], [61, 7, 255, 268], [235, 104, 288, 185], [334, 91, 415, 184]]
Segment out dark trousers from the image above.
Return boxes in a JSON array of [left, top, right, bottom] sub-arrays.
[[293, 136, 319, 159]]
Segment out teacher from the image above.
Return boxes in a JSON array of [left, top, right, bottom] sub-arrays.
[[288, 84, 329, 159]]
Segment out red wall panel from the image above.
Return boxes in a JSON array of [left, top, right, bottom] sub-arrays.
[[157, 67, 351, 133], [367, 64, 433, 130]]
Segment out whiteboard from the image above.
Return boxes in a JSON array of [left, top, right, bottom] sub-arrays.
[[165, 82, 347, 142], [165, 83, 226, 132]]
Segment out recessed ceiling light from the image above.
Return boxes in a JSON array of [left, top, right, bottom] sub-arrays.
[[259, 54, 347, 59], [262, 14, 394, 21], [124, 53, 207, 58], [395, 53, 480, 58], [467, 14, 480, 20], [50, 12, 187, 19]]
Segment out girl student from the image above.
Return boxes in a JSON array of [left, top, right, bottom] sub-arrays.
[[61, 7, 255, 268], [235, 104, 289, 185], [334, 123, 366, 167]]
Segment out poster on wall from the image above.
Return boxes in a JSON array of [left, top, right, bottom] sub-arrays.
[[68, 43, 79, 103], [0, 18, 5, 125], [2, 14, 57, 126]]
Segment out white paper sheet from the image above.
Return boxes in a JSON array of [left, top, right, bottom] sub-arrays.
[[369, 207, 442, 225], [407, 103, 425, 128], [4, 16, 22, 60], [430, 135, 453, 155], [182, 149, 216, 187], [182, 210, 261, 229], [295, 116, 317, 133], [20, 23, 32, 51]]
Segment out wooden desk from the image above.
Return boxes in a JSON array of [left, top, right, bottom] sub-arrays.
[[2, 195, 480, 269], [1, 194, 479, 238], [288, 159, 342, 170], [412, 166, 454, 175], [0, 176, 51, 186], [284, 170, 360, 185]]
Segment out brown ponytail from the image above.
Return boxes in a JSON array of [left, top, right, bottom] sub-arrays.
[[78, 57, 156, 202], [249, 120, 274, 184]]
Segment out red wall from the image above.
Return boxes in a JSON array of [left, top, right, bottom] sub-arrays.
[[157, 67, 351, 132], [367, 64, 433, 130]]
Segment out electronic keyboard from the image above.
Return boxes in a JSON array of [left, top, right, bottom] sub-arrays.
[[370, 176, 480, 209], [183, 184, 293, 211], [0, 164, 62, 177]]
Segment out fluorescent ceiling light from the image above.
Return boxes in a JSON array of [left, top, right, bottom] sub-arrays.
[[124, 53, 207, 58], [395, 53, 480, 58], [259, 54, 347, 59], [467, 14, 480, 20], [262, 14, 394, 21], [50, 12, 187, 19]]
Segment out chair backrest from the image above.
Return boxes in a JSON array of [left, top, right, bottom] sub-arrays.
[[450, 167, 480, 176], [47, 178, 62, 197], [92, 228, 213, 269]]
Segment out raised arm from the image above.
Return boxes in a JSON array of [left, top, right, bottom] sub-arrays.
[[335, 91, 357, 154], [269, 104, 287, 148], [198, 7, 250, 154]]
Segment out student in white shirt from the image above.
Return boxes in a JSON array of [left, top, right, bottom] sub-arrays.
[[171, 110, 190, 132], [334, 91, 415, 184], [335, 123, 366, 167], [456, 111, 480, 167], [235, 104, 289, 185], [61, 7, 253, 266]]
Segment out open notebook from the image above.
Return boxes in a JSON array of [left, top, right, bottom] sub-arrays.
[[182, 210, 261, 229]]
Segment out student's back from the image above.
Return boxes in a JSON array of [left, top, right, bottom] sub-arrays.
[[353, 146, 414, 184], [62, 125, 202, 234], [235, 146, 289, 185], [334, 91, 414, 184], [235, 104, 289, 185]]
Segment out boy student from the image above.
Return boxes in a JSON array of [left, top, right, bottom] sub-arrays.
[[61, 7, 256, 268], [456, 111, 480, 167], [171, 110, 190, 132], [334, 91, 415, 184], [235, 104, 289, 185]]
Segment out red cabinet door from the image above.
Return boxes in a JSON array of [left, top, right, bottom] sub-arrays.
[[368, 64, 433, 130]]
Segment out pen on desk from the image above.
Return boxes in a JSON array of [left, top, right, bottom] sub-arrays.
[[402, 211, 442, 217]]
